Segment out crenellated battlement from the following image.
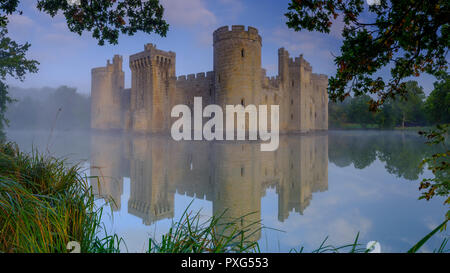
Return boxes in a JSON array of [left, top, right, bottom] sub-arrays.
[[92, 54, 123, 74], [130, 43, 175, 70], [91, 67, 107, 74], [261, 68, 280, 88], [177, 71, 214, 82], [288, 55, 312, 71], [213, 25, 261, 44], [311, 73, 328, 87]]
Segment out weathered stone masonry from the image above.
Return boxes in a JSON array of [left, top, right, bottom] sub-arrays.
[[91, 25, 328, 133]]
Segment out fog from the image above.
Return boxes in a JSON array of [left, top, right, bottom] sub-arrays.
[[6, 86, 90, 130]]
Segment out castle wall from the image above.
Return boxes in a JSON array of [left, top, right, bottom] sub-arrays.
[[311, 74, 329, 130], [175, 72, 215, 107], [129, 44, 176, 133], [91, 25, 328, 135], [91, 55, 125, 130]]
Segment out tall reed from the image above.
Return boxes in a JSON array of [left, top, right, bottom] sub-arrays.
[[0, 142, 118, 253]]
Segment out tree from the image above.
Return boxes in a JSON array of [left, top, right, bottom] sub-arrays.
[[424, 76, 450, 124], [1, 0, 168, 46], [0, 0, 169, 139], [375, 100, 397, 128], [391, 81, 426, 128], [0, 27, 38, 141], [328, 97, 350, 128], [285, 0, 449, 111], [418, 124, 449, 220], [346, 94, 377, 126]]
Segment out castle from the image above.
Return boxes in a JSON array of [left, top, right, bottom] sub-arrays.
[[91, 25, 328, 133]]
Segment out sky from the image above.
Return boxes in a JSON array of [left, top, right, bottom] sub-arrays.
[[5, 0, 439, 95]]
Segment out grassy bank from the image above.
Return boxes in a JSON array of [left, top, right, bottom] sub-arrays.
[[0, 142, 447, 253], [0, 142, 121, 253]]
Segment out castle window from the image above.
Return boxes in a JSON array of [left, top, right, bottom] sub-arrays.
[[291, 99, 293, 105], [291, 114, 293, 120], [241, 49, 245, 57], [209, 88, 212, 97], [241, 167, 245, 177], [292, 80, 294, 87], [241, 98, 245, 106]]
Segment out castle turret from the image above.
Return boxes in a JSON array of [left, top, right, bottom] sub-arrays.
[[129, 44, 176, 133], [91, 55, 125, 130], [312, 74, 328, 130], [213, 26, 262, 108]]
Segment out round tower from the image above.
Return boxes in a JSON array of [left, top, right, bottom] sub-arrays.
[[213, 25, 262, 107]]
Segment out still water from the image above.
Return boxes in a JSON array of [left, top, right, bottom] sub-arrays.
[[6, 130, 449, 252]]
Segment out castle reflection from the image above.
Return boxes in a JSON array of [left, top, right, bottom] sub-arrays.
[[90, 134, 328, 241]]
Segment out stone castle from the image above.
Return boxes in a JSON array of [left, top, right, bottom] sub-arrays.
[[91, 25, 328, 133]]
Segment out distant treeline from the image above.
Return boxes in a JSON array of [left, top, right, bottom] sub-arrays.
[[6, 86, 90, 130], [329, 78, 449, 129]]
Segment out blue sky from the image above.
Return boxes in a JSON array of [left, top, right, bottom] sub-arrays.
[[6, 0, 438, 95]]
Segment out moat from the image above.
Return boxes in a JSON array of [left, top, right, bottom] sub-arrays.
[[6, 130, 448, 252]]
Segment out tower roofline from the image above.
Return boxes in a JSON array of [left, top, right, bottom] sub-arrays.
[[213, 25, 261, 44]]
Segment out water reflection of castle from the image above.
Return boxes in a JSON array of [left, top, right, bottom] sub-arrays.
[[90, 134, 328, 239]]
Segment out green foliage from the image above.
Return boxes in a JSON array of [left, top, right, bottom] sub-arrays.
[[390, 81, 427, 127], [286, 0, 449, 111], [290, 232, 369, 253], [0, 141, 118, 253], [0, 27, 39, 140], [148, 203, 262, 253], [418, 124, 449, 210], [346, 94, 377, 126], [1, 0, 168, 46], [329, 80, 428, 128], [408, 218, 448, 253], [424, 76, 450, 124]]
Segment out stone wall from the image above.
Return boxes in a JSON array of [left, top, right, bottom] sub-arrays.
[[91, 25, 328, 134], [129, 43, 176, 133], [91, 55, 124, 130]]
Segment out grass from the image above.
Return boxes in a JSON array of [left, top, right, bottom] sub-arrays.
[[0, 142, 117, 253], [147, 203, 262, 253], [0, 141, 448, 253]]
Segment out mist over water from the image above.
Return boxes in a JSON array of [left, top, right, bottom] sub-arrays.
[[5, 129, 448, 253], [5, 86, 90, 131]]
